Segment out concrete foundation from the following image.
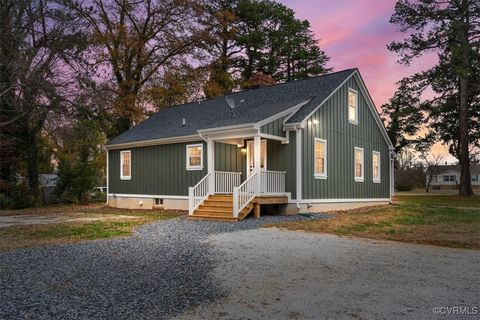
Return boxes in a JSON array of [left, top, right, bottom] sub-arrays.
[[108, 196, 188, 210], [299, 201, 390, 212]]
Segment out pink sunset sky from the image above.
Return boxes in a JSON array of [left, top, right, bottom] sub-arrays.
[[279, 0, 454, 162]]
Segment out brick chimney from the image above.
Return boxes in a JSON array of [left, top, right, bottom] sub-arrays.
[[249, 68, 275, 88]]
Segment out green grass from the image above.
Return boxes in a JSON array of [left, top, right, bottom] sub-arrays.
[[396, 195, 480, 208], [0, 209, 181, 251], [268, 195, 480, 249]]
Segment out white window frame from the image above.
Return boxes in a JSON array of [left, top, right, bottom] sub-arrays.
[[354, 147, 364, 182], [186, 143, 203, 171], [120, 150, 131, 180], [348, 88, 358, 125], [314, 138, 327, 179], [372, 150, 381, 183]]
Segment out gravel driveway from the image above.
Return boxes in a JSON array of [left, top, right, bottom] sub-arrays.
[[0, 215, 328, 320], [1, 215, 478, 320]]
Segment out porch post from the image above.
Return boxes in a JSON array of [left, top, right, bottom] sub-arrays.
[[207, 139, 215, 193], [254, 135, 261, 194]]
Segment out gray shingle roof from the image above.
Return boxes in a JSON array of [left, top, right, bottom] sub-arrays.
[[108, 69, 356, 145]]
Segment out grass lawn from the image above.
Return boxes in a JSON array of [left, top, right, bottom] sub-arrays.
[[267, 195, 480, 249], [0, 205, 181, 252]]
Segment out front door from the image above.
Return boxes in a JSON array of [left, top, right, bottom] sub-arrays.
[[246, 140, 267, 177]]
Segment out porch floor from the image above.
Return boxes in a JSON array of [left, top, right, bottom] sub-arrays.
[[188, 194, 289, 222]]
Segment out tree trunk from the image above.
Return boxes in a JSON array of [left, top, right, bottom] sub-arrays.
[[26, 129, 40, 204], [458, 0, 473, 196], [458, 74, 472, 196]]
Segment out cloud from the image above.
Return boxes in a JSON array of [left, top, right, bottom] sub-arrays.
[[278, 0, 455, 161]]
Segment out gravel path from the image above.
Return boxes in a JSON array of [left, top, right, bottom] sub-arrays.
[[0, 214, 329, 320], [174, 228, 480, 320]]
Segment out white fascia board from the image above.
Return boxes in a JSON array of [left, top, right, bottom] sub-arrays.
[[254, 99, 312, 129], [104, 134, 200, 150], [296, 73, 354, 128], [197, 123, 256, 134], [258, 133, 288, 143], [351, 71, 395, 149], [202, 127, 259, 140]]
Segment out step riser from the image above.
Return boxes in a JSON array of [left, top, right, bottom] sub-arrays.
[[198, 206, 233, 213], [202, 201, 233, 207]]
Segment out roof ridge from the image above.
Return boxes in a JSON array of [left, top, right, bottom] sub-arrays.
[[150, 68, 357, 113]]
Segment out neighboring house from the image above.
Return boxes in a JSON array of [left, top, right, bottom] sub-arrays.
[[105, 69, 395, 221], [427, 165, 480, 191]]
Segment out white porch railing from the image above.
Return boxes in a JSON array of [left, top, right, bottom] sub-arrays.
[[214, 171, 242, 194], [233, 172, 258, 217], [188, 173, 212, 215], [190, 170, 286, 218], [260, 170, 286, 195]]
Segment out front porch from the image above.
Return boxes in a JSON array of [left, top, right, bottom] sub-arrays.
[[188, 135, 290, 221]]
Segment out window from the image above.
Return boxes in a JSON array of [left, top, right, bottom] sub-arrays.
[[120, 150, 131, 180], [348, 88, 358, 124], [186, 144, 203, 170], [472, 174, 479, 182], [372, 151, 381, 183], [443, 175, 456, 182], [354, 147, 364, 182], [314, 138, 327, 178], [154, 198, 163, 206]]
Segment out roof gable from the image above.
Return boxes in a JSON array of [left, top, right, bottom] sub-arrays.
[[107, 69, 356, 146]]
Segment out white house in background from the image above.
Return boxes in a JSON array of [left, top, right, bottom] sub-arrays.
[[427, 164, 480, 191]]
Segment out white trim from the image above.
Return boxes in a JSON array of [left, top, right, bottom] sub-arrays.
[[313, 138, 327, 179], [300, 198, 390, 204], [186, 143, 204, 171], [295, 73, 353, 127], [296, 128, 302, 207], [105, 134, 200, 150], [198, 123, 256, 134], [246, 139, 267, 177], [255, 99, 311, 128], [351, 71, 394, 149], [354, 147, 364, 182], [347, 88, 358, 125], [120, 150, 131, 180], [106, 149, 109, 205], [372, 150, 381, 183], [290, 70, 393, 150], [108, 193, 189, 199], [389, 151, 395, 201], [258, 132, 288, 143]]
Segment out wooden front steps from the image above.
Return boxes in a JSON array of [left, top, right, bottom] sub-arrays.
[[188, 194, 288, 222]]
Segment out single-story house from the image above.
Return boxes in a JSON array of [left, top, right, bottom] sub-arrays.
[[105, 68, 395, 221], [427, 164, 480, 191]]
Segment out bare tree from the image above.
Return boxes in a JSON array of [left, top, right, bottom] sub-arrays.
[[70, 0, 208, 137], [421, 153, 444, 193], [0, 0, 87, 203]]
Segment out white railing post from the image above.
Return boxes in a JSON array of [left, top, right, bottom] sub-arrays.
[[233, 186, 239, 216], [188, 187, 194, 215]]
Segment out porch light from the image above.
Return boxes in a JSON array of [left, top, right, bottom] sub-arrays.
[[240, 147, 247, 155]]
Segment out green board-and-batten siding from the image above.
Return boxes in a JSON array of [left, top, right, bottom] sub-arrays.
[[108, 138, 298, 198], [260, 116, 287, 138], [301, 74, 390, 199], [267, 137, 296, 199], [108, 141, 207, 196]]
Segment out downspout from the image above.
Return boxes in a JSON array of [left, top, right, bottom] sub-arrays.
[[389, 149, 396, 203], [295, 125, 303, 209], [102, 145, 109, 206]]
